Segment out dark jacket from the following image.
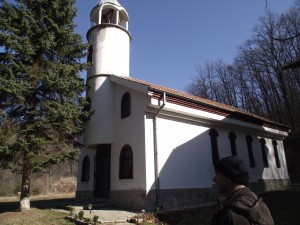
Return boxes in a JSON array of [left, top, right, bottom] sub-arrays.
[[211, 187, 274, 225]]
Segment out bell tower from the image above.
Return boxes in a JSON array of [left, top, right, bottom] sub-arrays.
[[85, 0, 131, 147]]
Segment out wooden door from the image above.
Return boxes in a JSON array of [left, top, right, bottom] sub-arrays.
[[94, 144, 111, 198]]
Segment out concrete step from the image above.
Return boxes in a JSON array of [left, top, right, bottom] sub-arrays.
[[66, 199, 112, 211]]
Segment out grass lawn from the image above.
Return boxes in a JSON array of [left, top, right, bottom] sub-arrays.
[[0, 194, 76, 225], [0, 186, 299, 225], [0, 208, 74, 225]]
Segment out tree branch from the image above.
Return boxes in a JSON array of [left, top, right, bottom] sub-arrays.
[[272, 33, 300, 42]]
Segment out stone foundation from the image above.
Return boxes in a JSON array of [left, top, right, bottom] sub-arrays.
[[77, 179, 290, 211], [76, 190, 94, 202], [110, 187, 216, 211], [149, 187, 216, 210], [110, 189, 147, 210], [259, 178, 290, 191]]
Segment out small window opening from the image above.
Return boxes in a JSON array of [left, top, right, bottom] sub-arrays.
[[119, 145, 133, 179], [260, 138, 269, 168], [246, 135, 256, 167], [87, 45, 93, 64], [81, 156, 90, 182], [209, 128, 219, 165], [102, 8, 115, 24], [121, 92, 131, 118], [272, 140, 281, 168], [229, 132, 237, 156]]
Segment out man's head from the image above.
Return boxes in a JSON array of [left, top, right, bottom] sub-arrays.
[[213, 156, 249, 195]]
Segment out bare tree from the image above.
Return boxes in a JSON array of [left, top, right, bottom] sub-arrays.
[[186, 1, 300, 132]]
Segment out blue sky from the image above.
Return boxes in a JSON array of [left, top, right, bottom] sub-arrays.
[[74, 0, 295, 91]]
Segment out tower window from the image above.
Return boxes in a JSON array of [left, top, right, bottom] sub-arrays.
[[260, 138, 269, 168], [209, 128, 219, 165], [121, 92, 131, 119], [87, 45, 93, 64], [119, 145, 133, 179], [81, 156, 90, 182], [246, 135, 256, 167], [102, 8, 115, 24], [229, 132, 237, 156], [272, 140, 281, 168]]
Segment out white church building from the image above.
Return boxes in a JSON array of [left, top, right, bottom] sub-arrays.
[[76, 0, 290, 210]]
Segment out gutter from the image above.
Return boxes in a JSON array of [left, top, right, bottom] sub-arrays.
[[153, 92, 166, 208]]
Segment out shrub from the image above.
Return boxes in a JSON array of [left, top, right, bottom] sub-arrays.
[[68, 206, 75, 216], [32, 188, 41, 195], [78, 210, 84, 220], [93, 215, 99, 223], [51, 177, 76, 193], [0, 188, 5, 196], [85, 218, 92, 223], [13, 182, 21, 195]]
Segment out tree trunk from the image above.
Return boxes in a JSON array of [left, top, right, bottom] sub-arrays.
[[20, 153, 31, 211]]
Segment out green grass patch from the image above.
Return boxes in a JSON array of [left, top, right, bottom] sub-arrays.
[[0, 208, 73, 225]]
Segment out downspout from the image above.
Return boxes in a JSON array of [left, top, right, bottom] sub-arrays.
[[153, 92, 166, 208]]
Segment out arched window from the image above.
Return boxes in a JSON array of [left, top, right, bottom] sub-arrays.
[[260, 138, 269, 168], [229, 132, 237, 156], [121, 92, 131, 119], [119, 145, 133, 179], [209, 128, 219, 165], [101, 8, 116, 24], [272, 140, 281, 168], [81, 156, 90, 182], [246, 135, 256, 167]]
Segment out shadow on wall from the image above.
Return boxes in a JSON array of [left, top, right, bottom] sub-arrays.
[[145, 116, 288, 210], [149, 128, 216, 210]]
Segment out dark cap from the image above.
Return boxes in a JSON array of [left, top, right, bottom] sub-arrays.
[[214, 156, 249, 186]]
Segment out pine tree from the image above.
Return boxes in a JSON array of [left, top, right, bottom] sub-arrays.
[[0, 0, 90, 211]]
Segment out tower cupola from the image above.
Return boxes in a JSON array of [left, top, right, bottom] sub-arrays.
[[90, 0, 129, 29]]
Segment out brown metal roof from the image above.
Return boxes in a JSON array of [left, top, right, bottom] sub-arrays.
[[112, 75, 290, 132]]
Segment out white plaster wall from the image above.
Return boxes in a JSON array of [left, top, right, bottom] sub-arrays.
[[146, 116, 214, 190], [144, 106, 289, 191], [144, 113, 155, 192], [110, 85, 149, 191], [209, 129, 290, 182], [88, 26, 130, 77], [277, 140, 289, 178], [215, 128, 232, 158], [76, 147, 96, 191], [149, 98, 288, 138], [85, 77, 115, 147], [79, 79, 290, 194], [84, 25, 130, 147], [261, 139, 289, 180], [235, 135, 289, 181], [233, 132, 248, 159], [234, 133, 263, 182]]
